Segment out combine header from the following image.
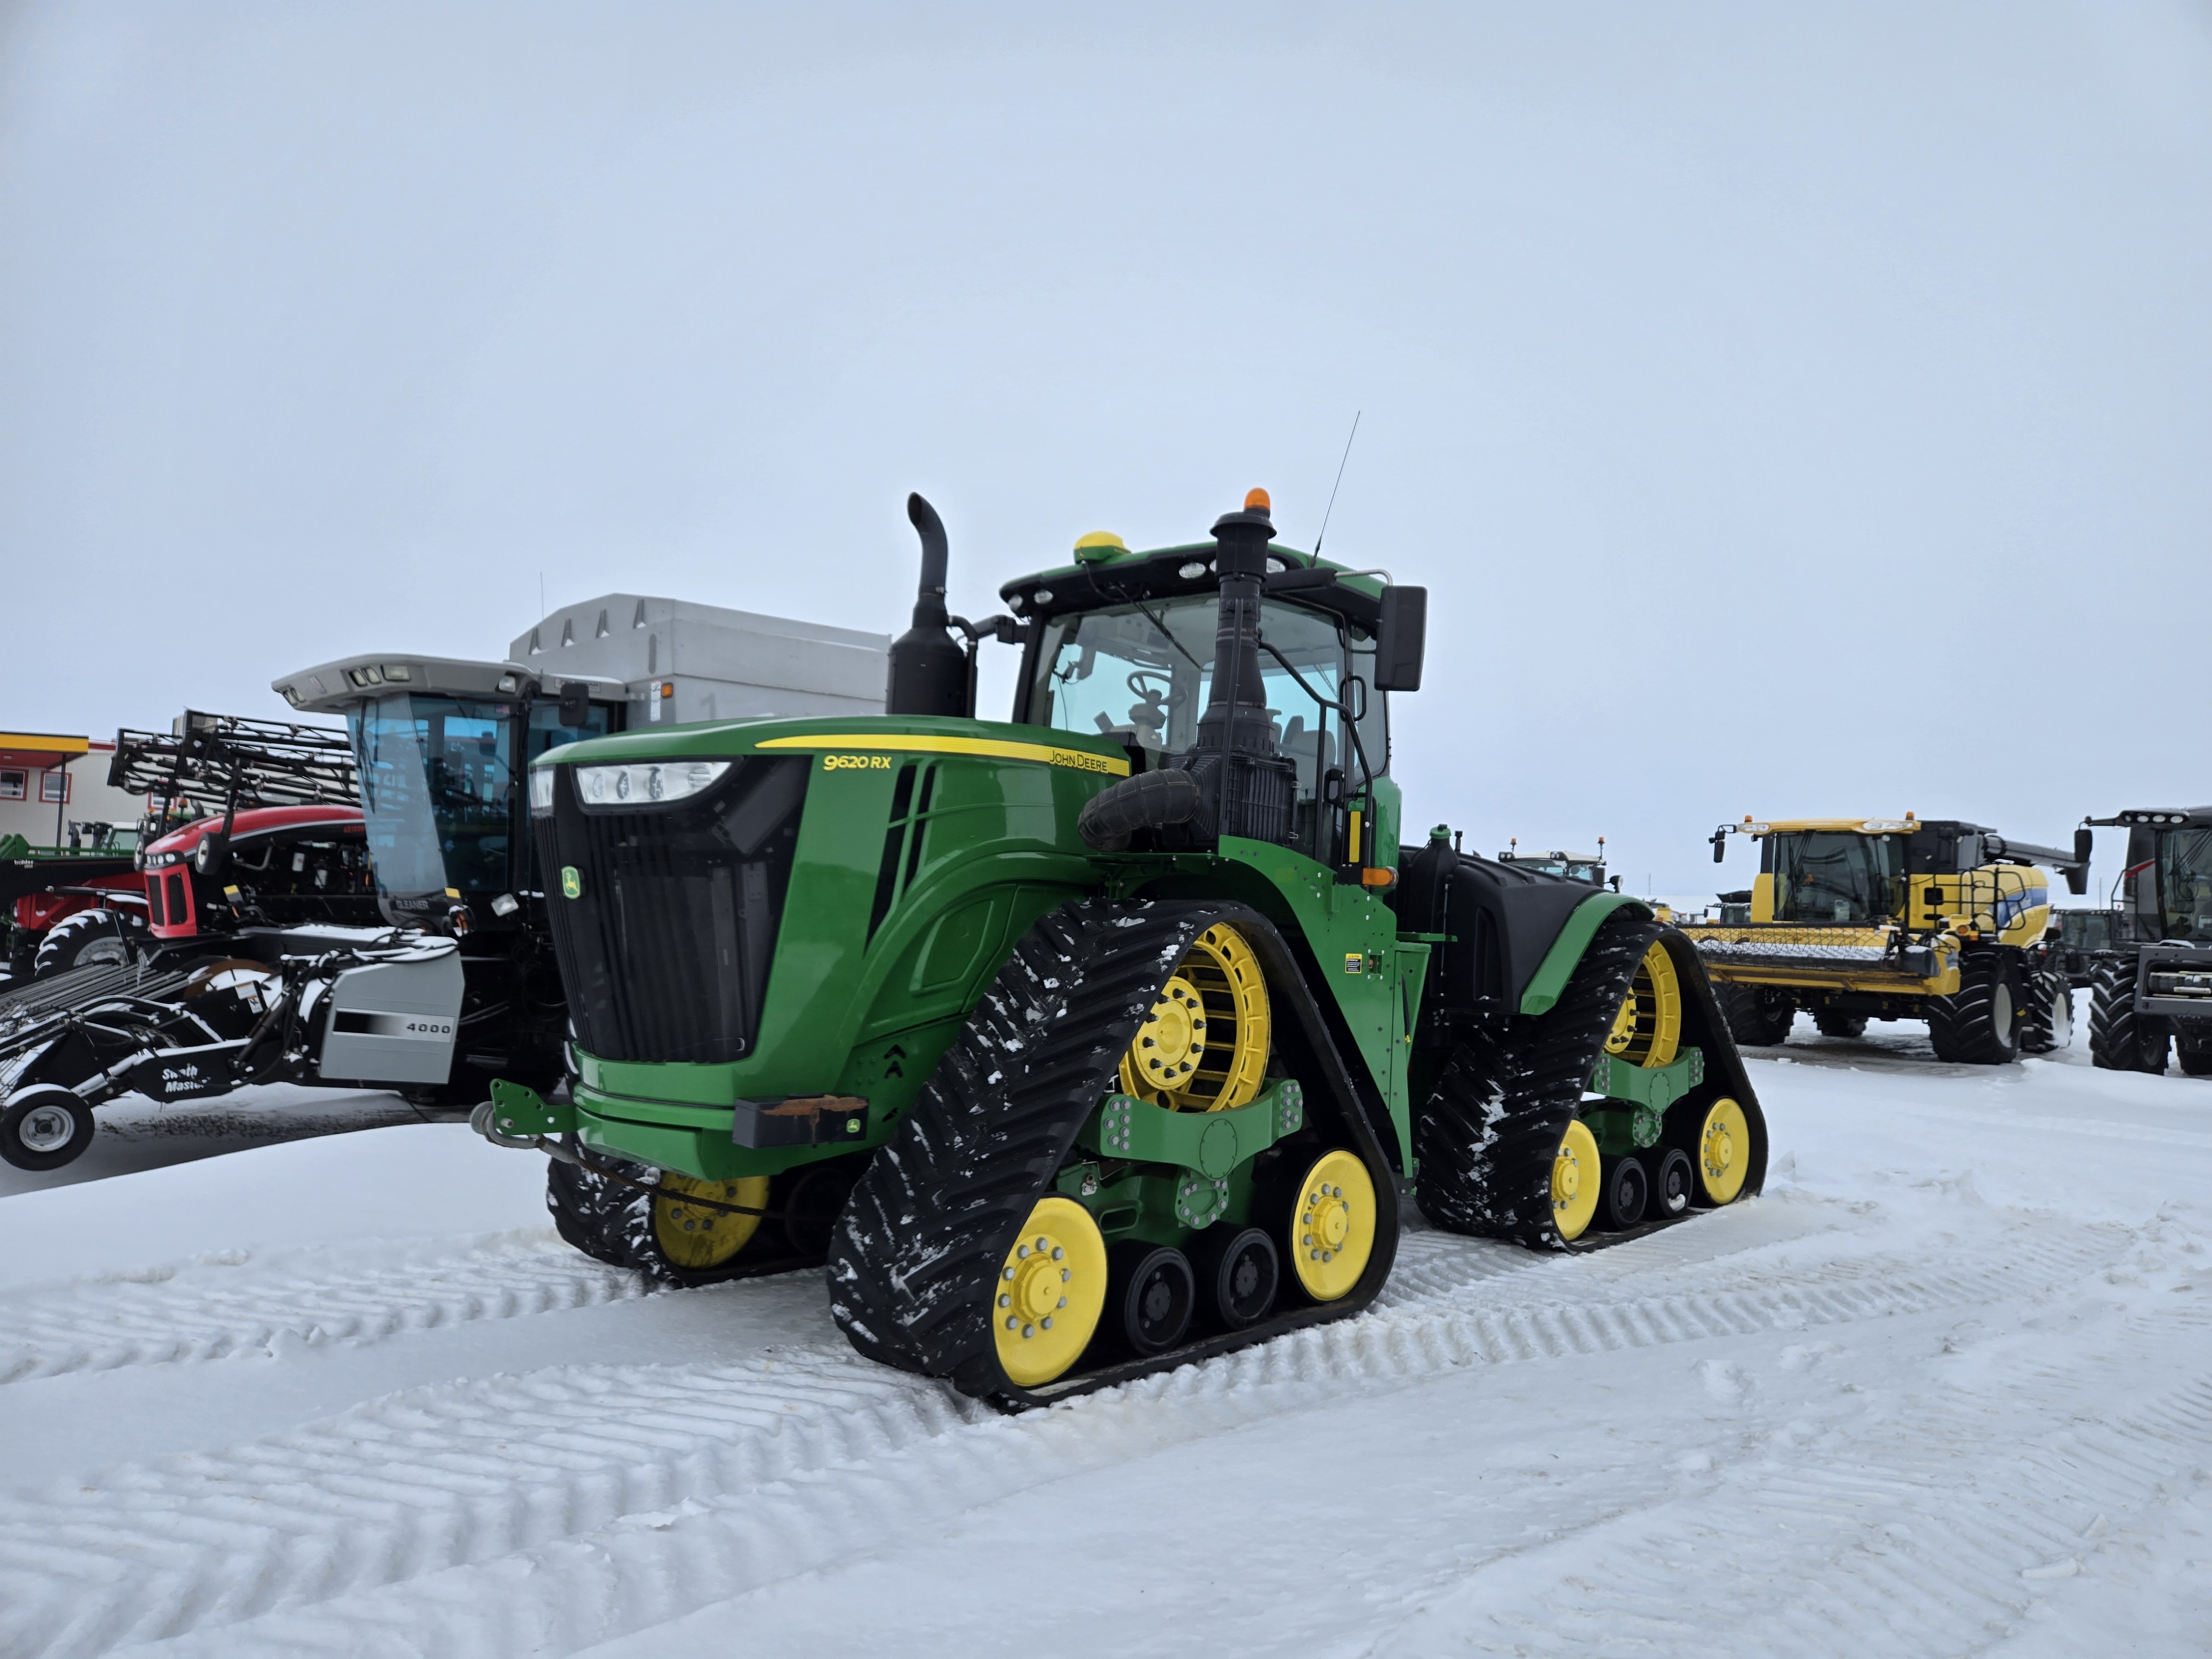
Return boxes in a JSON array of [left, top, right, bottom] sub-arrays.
[[479, 489, 1766, 1406]]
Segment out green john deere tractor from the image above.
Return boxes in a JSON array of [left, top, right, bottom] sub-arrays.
[[479, 489, 1765, 1406]]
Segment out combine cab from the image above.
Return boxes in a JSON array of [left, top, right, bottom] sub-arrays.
[[1685, 816, 2089, 1061], [480, 491, 1766, 1407]]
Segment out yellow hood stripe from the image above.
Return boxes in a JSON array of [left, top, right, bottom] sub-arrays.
[[755, 733, 1130, 777]]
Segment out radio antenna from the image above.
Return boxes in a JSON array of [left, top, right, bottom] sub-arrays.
[[1309, 410, 1361, 566]]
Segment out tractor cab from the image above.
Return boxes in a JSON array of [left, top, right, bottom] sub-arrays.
[[2091, 808, 2212, 946], [998, 512, 1421, 874], [1498, 841, 1611, 888]]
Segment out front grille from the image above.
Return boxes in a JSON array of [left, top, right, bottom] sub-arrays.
[[538, 756, 808, 1064]]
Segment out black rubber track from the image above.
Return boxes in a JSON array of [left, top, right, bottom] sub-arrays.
[[1415, 911, 1766, 1253], [1927, 948, 2023, 1065], [827, 896, 1401, 1410], [545, 1143, 634, 1270], [2089, 959, 2167, 1073]]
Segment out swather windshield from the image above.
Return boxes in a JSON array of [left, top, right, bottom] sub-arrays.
[[1027, 595, 1385, 861], [351, 694, 519, 899], [2158, 828, 2212, 942], [1770, 832, 1905, 924]]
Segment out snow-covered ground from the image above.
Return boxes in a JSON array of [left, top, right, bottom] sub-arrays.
[[4, 1002, 2210, 1657]]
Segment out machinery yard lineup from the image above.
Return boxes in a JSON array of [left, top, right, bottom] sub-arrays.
[[0, 489, 2206, 1654]]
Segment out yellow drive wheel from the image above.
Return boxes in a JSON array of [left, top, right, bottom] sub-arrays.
[[1118, 921, 1271, 1113], [651, 1173, 770, 1271], [1604, 939, 1682, 1070], [993, 1196, 1108, 1387], [1289, 1149, 1376, 1302], [1551, 1119, 1602, 1242], [1694, 1097, 1751, 1206]]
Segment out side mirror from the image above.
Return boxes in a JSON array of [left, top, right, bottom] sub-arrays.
[[2069, 826, 2094, 896], [1711, 827, 1729, 864], [1374, 586, 1427, 692], [557, 681, 591, 728]]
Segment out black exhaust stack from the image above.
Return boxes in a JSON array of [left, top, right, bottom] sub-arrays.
[[1181, 491, 1298, 844], [884, 492, 974, 718]]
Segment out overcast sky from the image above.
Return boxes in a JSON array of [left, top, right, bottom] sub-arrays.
[[3, 2, 2207, 891]]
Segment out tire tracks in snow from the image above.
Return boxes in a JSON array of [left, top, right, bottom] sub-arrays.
[[0, 1202, 2136, 1658], [0, 1233, 645, 1384]]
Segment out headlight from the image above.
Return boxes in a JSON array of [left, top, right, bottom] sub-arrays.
[[529, 768, 557, 815], [574, 759, 730, 808]]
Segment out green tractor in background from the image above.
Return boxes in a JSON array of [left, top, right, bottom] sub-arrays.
[[480, 488, 1765, 1405]]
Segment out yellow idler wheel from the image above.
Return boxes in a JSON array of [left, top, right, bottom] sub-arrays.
[[1604, 940, 1682, 1070], [993, 1196, 1108, 1388], [1117, 921, 1271, 1113], [1551, 1118, 1603, 1242], [1695, 1097, 1751, 1206], [1290, 1149, 1375, 1302], [653, 1173, 770, 1270]]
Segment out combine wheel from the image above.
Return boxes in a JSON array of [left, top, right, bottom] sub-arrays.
[[2177, 1030, 2212, 1078], [1652, 1147, 1694, 1218], [2017, 966, 2072, 1054], [1717, 983, 1794, 1047], [1110, 1241, 1195, 1358], [1927, 951, 2023, 1065], [1192, 1224, 1278, 1329], [1600, 1151, 1648, 1229], [1691, 1097, 1752, 1206], [2089, 962, 2168, 1073], [0, 1087, 95, 1171], [1813, 1011, 1867, 1040], [997, 1198, 1109, 1386], [1550, 1120, 1602, 1243]]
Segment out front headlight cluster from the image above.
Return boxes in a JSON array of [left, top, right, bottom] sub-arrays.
[[568, 759, 730, 810]]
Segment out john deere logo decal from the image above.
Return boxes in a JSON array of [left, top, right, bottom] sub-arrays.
[[561, 867, 582, 899]]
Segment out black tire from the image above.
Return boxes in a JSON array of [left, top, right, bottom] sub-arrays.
[[1717, 983, 1794, 1047], [2017, 966, 2072, 1056], [1601, 1153, 1648, 1228], [544, 1145, 637, 1269], [2178, 1029, 2212, 1078], [0, 1087, 96, 1171], [2089, 960, 2167, 1073], [1812, 1011, 1867, 1040], [33, 909, 144, 979], [1652, 1146, 1694, 1217], [1927, 950, 2023, 1065]]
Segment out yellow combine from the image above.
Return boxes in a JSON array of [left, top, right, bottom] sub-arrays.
[[1683, 815, 2089, 1063]]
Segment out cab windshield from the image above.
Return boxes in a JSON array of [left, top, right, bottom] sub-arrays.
[[2158, 828, 2212, 941], [351, 694, 519, 900], [1027, 595, 1385, 859], [1770, 832, 1905, 924]]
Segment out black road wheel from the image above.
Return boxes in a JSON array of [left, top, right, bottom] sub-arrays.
[[2089, 961, 2167, 1073], [1717, 983, 1794, 1046], [2178, 1029, 2212, 1078], [2017, 967, 2072, 1055], [1601, 1153, 1648, 1228], [1110, 1243, 1195, 1356], [1192, 1224, 1278, 1330], [0, 1087, 95, 1171], [33, 909, 144, 979], [1652, 1146, 1694, 1217], [1812, 1011, 1867, 1040], [1927, 950, 2024, 1065]]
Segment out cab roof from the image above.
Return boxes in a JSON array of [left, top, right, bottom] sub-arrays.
[[1741, 817, 1978, 836], [1000, 541, 1387, 634]]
